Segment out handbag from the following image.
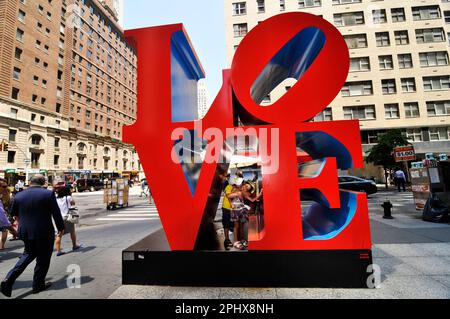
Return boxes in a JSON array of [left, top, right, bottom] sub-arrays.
[[65, 197, 80, 225]]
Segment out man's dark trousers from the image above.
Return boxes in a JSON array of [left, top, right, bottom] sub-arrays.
[[5, 237, 54, 290], [398, 179, 406, 192]]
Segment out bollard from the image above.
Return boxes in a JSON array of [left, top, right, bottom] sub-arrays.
[[381, 200, 394, 219]]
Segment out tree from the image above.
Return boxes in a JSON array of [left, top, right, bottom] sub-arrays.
[[366, 130, 410, 189]]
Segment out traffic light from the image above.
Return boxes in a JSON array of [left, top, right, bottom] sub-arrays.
[[0, 142, 8, 152]]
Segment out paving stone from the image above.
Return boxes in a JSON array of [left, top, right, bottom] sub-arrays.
[[375, 244, 435, 257], [109, 285, 169, 299], [162, 287, 221, 299], [275, 288, 335, 299], [219, 288, 277, 299], [399, 257, 450, 276]]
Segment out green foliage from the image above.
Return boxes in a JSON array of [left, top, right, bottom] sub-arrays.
[[366, 130, 410, 169]]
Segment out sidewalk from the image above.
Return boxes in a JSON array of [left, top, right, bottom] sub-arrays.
[[108, 190, 450, 299]]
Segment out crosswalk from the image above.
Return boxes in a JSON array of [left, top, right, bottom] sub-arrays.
[[96, 203, 160, 222]]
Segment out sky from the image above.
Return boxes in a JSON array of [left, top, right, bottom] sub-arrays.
[[123, 0, 227, 98]]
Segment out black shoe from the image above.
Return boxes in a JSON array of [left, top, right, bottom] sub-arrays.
[[32, 282, 52, 294], [1, 281, 12, 298], [224, 239, 232, 249]]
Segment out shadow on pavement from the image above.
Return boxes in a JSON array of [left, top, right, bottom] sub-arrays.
[[14, 275, 95, 299], [0, 251, 22, 263]]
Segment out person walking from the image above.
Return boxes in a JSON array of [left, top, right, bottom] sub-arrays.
[[0, 175, 65, 298], [140, 179, 148, 198], [395, 168, 407, 192], [0, 179, 18, 250], [54, 184, 82, 256]]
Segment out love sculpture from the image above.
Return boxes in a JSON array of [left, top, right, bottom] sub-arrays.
[[122, 13, 373, 288]]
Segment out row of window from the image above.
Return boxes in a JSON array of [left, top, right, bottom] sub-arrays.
[[77, 0, 136, 63], [361, 127, 450, 145], [6, 151, 136, 170], [315, 100, 450, 121], [233, 1, 450, 25], [341, 75, 450, 97]]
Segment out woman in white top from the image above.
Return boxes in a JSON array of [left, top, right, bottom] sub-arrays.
[[54, 184, 82, 256]]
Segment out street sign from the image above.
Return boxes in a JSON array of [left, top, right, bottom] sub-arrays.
[[394, 146, 416, 162], [24, 159, 31, 165]]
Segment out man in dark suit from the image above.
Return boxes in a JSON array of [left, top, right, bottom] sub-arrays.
[[1, 175, 64, 297]]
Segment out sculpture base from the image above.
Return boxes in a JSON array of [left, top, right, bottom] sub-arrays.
[[122, 229, 373, 288]]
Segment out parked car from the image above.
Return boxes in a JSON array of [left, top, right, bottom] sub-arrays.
[[74, 178, 104, 192], [338, 176, 378, 195]]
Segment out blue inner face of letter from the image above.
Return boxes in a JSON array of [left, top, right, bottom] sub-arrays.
[[251, 26, 326, 105], [171, 31, 205, 122]]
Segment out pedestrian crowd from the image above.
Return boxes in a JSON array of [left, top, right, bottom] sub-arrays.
[[0, 175, 83, 298]]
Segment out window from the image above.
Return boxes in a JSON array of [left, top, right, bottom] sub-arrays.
[[379, 55, 393, 70], [9, 129, 17, 142], [12, 67, 21, 80], [412, 6, 441, 20], [344, 34, 367, 49], [429, 127, 450, 141], [334, 12, 364, 27], [382, 79, 397, 95], [416, 28, 445, 43], [280, 0, 286, 11], [398, 54, 413, 69], [361, 130, 380, 145], [373, 9, 386, 24], [313, 108, 332, 122], [391, 8, 405, 22], [16, 28, 24, 42], [341, 81, 373, 96], [18, 10, 26, 22], [385, 104, 400, 119], [332, 0, 361, 4], [406, 129, 423, 142], [376, 32, 390, 47], [401, 78, 417, 92], [232, 2, 247, 16], [233, 23, 248, 37], [394, 30, 409, 45], [7, 152, 16, 164], [350, 57, 370, 72], [54, 137, 60, 148], [54, 155, 59, 166], [419, 51, 449, 67], [15, 47, 22, 60], [427, 100, 450, 116], [257, 0, 265, 13], [299, 0, 321, 8], [405, 102, 420, 118], [423, 76, 450, 91], [343, 105, 376, 120], [10, 108, 18, 119]]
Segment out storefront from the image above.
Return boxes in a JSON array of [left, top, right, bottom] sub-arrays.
[[121, 170, 140, 182], [63, 170, 92, 183], [3, 169, 26, 187], [25, 169, 48, 185]]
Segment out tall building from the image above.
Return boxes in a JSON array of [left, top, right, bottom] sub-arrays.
[[225, 0, 450, 176], [198, 79, 211, 119], [0, 0, 140, 184]]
